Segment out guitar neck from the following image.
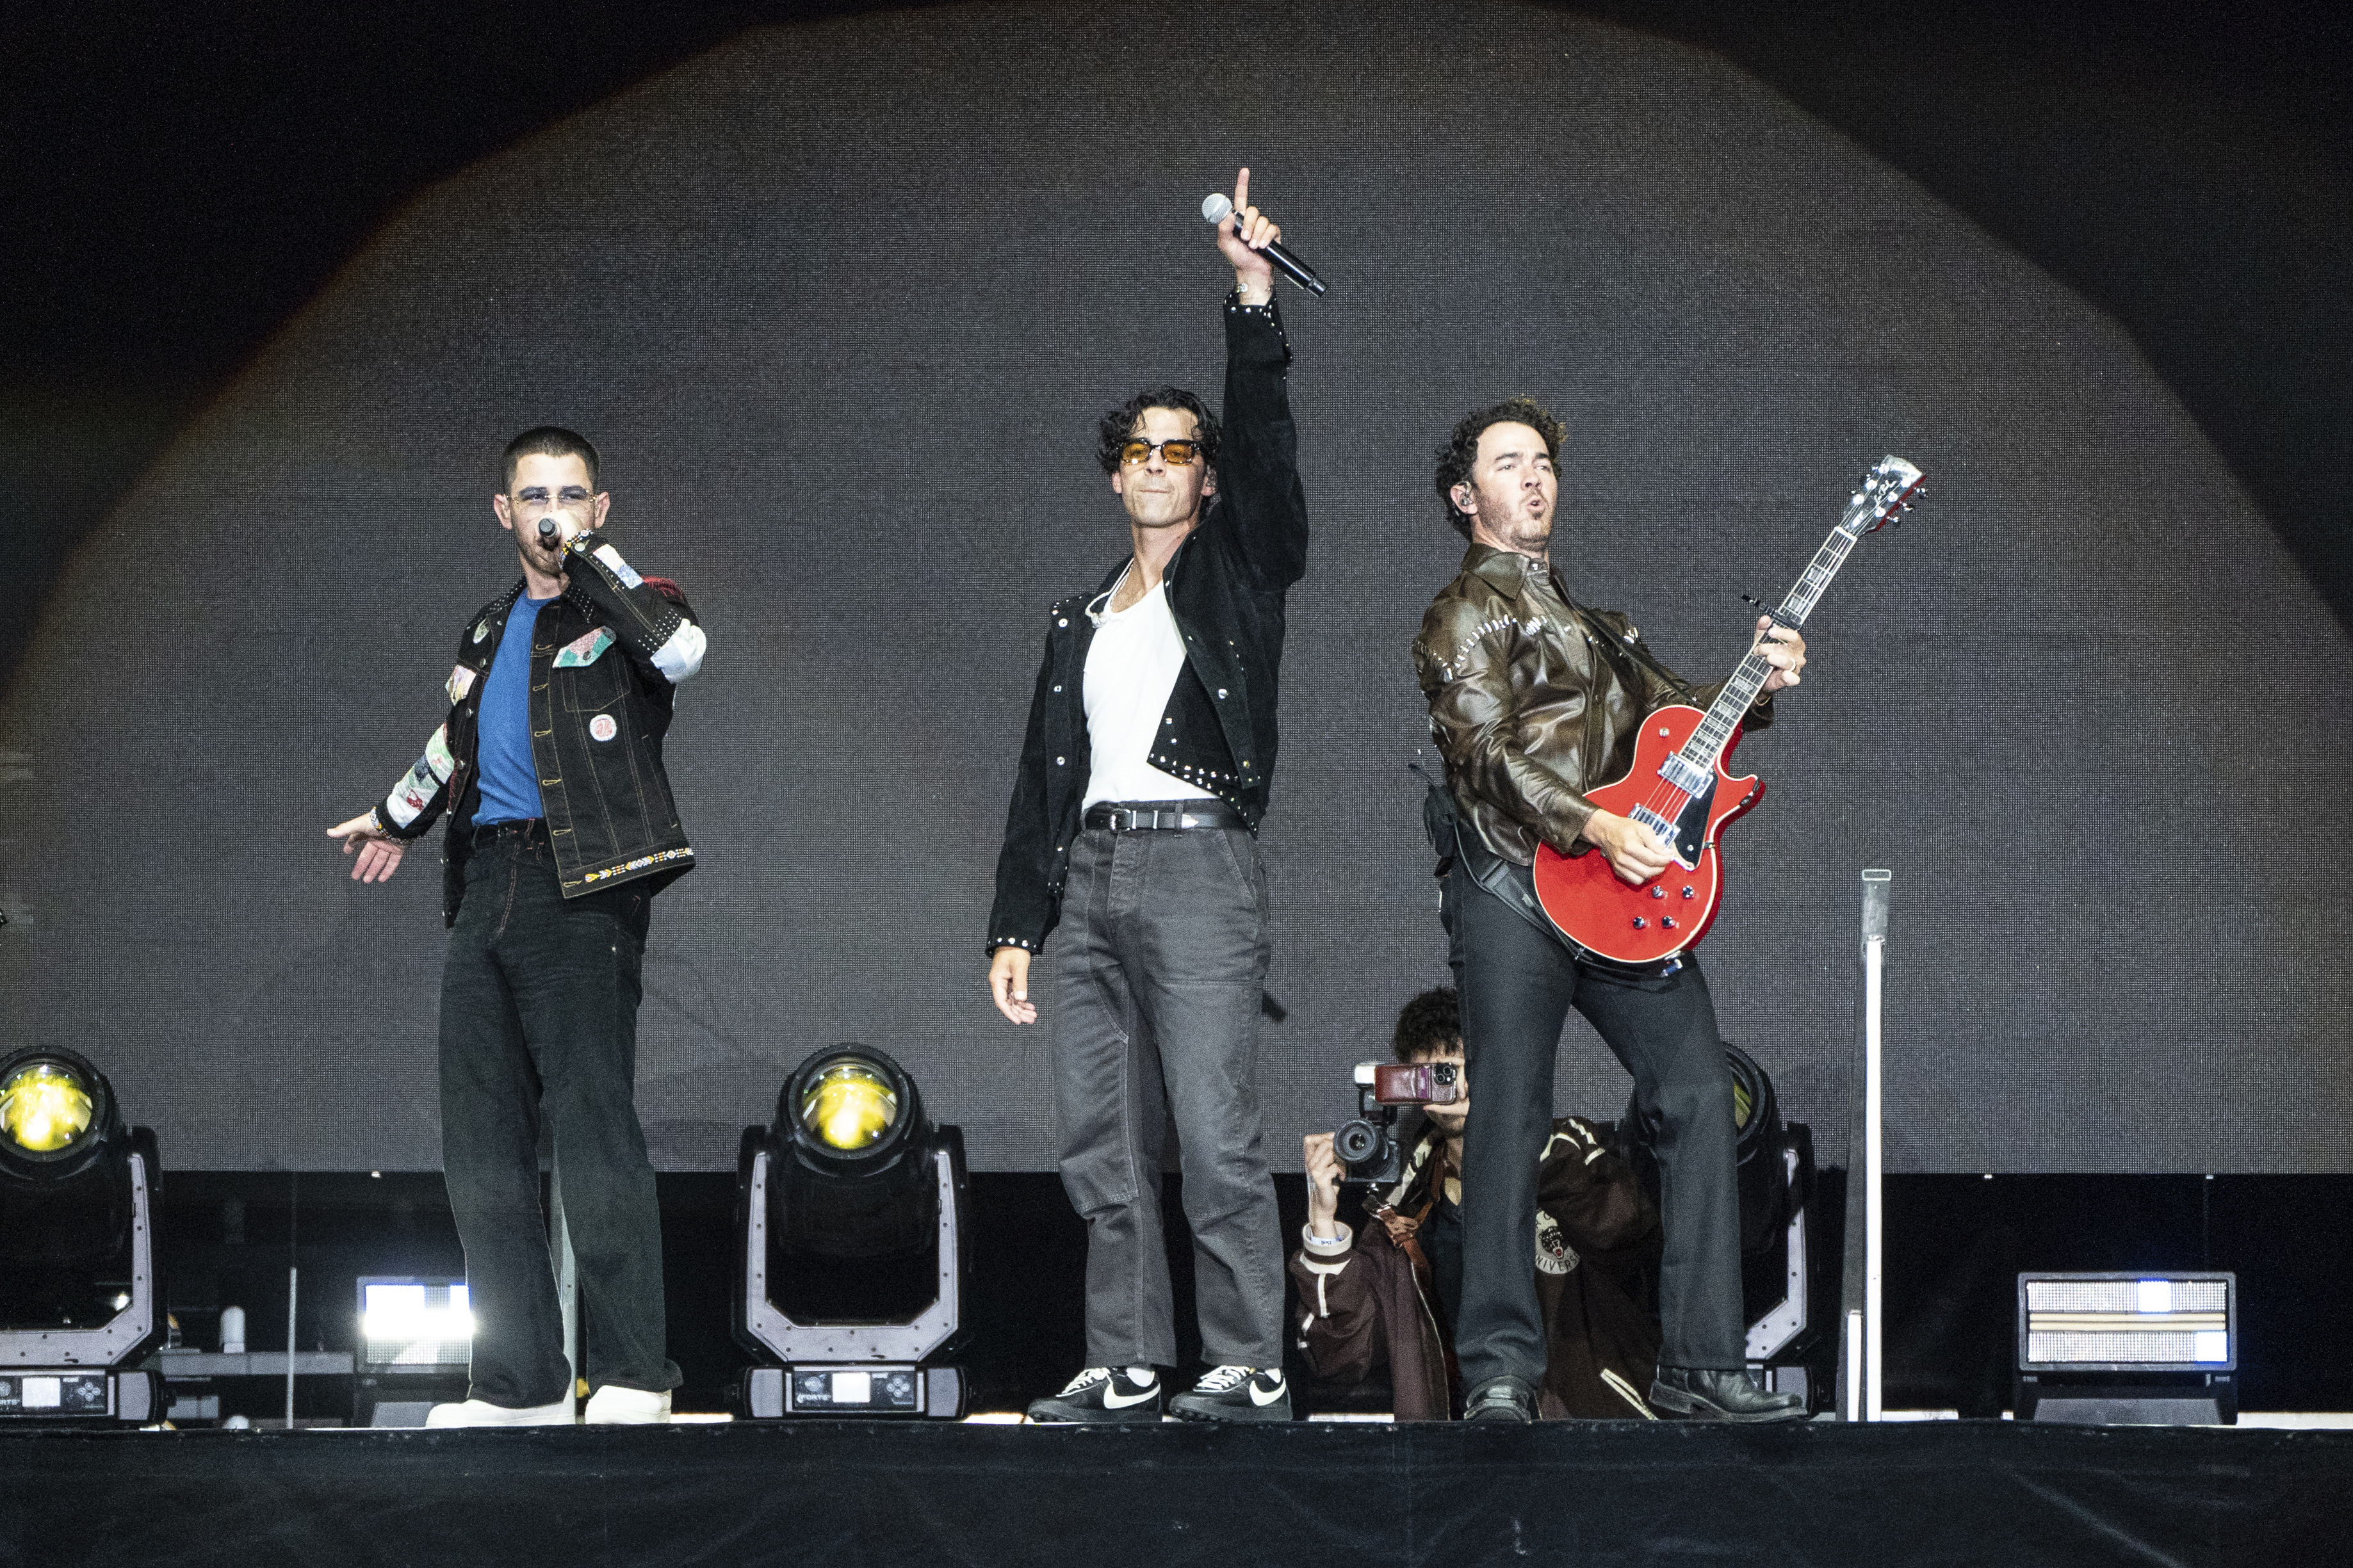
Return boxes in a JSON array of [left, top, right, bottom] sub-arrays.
[[1681, 521, 1864, 771]]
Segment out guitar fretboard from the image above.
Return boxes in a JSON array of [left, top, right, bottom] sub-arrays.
[[1678, 498, 1875, 776]]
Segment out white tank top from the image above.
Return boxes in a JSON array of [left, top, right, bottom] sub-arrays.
[[1081, 573, 1217, 809]]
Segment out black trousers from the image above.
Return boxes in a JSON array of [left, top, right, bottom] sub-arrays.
[[437, 827, 680, 1407], [1451, 858, 1746, 1383]]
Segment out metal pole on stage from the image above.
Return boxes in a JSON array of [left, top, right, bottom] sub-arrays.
[[285, 1266, 298, 1429], [1840, 868, 1890, 1421], [286, 1169, 300, 1430]]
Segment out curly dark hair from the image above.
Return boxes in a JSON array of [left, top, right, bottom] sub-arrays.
[[1431, 397, 1566, 538], [1391, 986, 1463, 1063], [1096, 386, 1222, 475]]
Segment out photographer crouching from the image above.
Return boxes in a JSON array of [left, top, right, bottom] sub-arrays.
[[1291, 988, 1665, 1419]]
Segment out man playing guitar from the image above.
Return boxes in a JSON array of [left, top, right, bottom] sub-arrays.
[[1411, 398, 1808, 1423]]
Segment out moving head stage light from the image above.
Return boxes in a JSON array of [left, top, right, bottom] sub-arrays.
[[0, 1047, 163, 1423], [734, 1046, 970, 1419]]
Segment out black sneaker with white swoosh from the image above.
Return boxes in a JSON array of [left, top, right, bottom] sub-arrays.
[[1169, 1365, 1290, 1423], [1025, 1366, 1163, 1423]]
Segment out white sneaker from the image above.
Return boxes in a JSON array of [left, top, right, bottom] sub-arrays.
[[424, 1394, 576, 1427], [583, 1385, 672, 1425]]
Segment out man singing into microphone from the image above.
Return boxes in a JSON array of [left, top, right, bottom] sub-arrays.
[[986, 170, 1310, 1423], [327, 426, 706, 1426], [1413, 400, 1807, 1423]]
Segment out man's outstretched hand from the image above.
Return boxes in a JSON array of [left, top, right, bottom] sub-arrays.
[[1216, 166, 1281, 307], [327, 812, 405, 884]]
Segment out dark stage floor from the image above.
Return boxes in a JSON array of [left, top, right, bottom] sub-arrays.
[[9, 1419, 2350, 1566]]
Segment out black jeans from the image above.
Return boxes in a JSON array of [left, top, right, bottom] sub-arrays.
[[438, 824, 679, 1406], [1451, 859, 1746, 1383]]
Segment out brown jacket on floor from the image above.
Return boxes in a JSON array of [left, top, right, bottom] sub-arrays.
[[1289, 1117, 1663, 1419]]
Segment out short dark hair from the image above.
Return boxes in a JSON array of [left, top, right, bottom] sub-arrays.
[[1096, 387, 1221, 475], [1392, 987, 1462, 1063], [502, 426, 601, 492], [1432, 398, 1566, 538]]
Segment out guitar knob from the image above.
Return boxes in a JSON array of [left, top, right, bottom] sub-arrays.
[[1650, 887, 1665, 900], [1681, 886, 1695, 899], [1661, 917, 1676, 930], [1632, 917, 1647, 930]]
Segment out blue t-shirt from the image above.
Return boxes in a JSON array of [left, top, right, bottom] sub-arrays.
[[473, 594, 557, 826]]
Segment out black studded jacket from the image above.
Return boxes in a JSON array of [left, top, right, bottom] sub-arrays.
[[364, 529, 706, 926], [986, 294, 1310, 955]]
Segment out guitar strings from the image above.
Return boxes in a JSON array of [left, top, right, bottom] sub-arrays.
[[1633, 645, 1777, 826]]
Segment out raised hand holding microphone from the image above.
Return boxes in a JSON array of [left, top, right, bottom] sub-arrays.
[[1204, 166, 1326, 296]]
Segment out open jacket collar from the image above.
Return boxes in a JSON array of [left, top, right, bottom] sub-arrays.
[[1460, 539, 1552, 598]]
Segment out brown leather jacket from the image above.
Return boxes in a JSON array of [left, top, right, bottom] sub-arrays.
[[1289, 1117, 1663, 1419], [1412, 543, 1771, 866]]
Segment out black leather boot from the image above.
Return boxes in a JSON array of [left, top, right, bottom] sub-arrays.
[[1647, 1366, 1806, 1423], [1463, 1375, 1538, 1423]]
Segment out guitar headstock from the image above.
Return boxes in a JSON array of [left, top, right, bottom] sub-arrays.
[[1842, 455, 1925, 536]]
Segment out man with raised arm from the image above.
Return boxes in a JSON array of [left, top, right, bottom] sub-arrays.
[[327, 426, 705, 1427], [1413, 400, 1808, 1423], [986, 169, 1310, 1424]]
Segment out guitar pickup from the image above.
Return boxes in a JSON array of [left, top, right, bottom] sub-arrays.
[[1656, 754, 1712, 796]]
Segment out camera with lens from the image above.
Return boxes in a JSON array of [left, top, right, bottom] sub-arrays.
[[1333, 1060, 1460, 1188]]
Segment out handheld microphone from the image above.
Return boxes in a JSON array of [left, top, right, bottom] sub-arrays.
[[537, 516, 559, 545], [1201, 193, 1327, 296]]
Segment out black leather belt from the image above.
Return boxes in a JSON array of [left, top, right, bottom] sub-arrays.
[[1083, 801, 1245, 833], [469, 818, 546, 849]]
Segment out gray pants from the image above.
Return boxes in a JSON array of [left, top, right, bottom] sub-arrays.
[[1051, 812, 1283, 1369]]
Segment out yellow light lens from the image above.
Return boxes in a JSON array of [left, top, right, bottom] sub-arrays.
[[799, 1063, 899, 1151], [1, 1063, 95, 1153]]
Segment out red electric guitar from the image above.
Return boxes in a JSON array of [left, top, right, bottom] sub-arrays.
[[1531, 456, 1925, 967]]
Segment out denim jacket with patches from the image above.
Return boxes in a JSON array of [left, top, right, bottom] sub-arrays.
[[366, 531, 706, 926], [986, 294, 1310, 956]]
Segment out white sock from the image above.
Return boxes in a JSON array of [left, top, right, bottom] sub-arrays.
[[1126, 1366, 1155, 1384]]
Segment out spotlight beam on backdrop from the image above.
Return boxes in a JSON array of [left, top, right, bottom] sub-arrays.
[[5, 0, 2351, 698], [2, 2, 2350, 1181]]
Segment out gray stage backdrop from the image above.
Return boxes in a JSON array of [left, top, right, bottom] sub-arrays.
[[3, 1, 2347, 1174]]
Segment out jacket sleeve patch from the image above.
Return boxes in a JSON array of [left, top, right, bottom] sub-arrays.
[[553, 627, 615, 668], [650, 620, 706, 683], [592, 543, 644, 589], [423, 724, 456, 782], [382, 725, 453, 830], [446, 665, 478, 706], [1535, 1209, 1579, 1276]]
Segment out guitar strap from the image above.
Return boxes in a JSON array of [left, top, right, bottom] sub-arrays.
[[1556, 583, 1703, 709]]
